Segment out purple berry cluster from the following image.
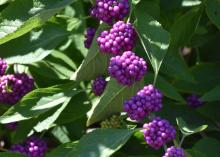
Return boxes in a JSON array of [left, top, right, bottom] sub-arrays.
[[109, 51, 147, 86], [0, 58, 7, 76], [84, 27, 96, 49], [11, 136, 47, 157], [187, 94, 203, 108], [163, 146, 186, 157], [143, 117, 176, 149], [124, 85, 163, 121], [90, 0, 129, 25], [0, 73, 34, 105], [97, 21, 136, 55], [92, 76, 107, 96]]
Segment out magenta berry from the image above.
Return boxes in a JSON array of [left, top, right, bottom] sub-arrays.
[[124, 85, 163, 121], [11, 136, 47, 157], [143, 117, 176, 149], [5, 122, 18, 130], [90, 0, 129, 25], [92, 76, 107, 96], [0, 58, 7, 76], [108, 51, 147, 86], [187, 94, 203, 108], [163, 146, 186, 157], [0, 73, 34, 105], [84, 27, 96, 49], [97, 21, 136, 55]]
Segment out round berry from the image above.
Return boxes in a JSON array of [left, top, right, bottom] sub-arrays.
[[0, 73, 34, 105], [90, 0, 130, 25], [0, 58, 7, 76], [101, 115, 122, 128], [11, 144, 26, 155], [92, 76, 107, 96], [143, 117, 176, 149], [5, 122, 18, 130], [187, 94, 203, 108], [108, 51, 147, 86], [84, 27, 96, 49], [97, 21, 136, 55], [163, 146, 186, 157], [124, 85, 163, 121]]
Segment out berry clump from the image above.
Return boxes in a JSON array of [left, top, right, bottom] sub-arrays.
[[0, 73, 34, 105], [163, 146, 186, 157], [90, 0, 129, 25], [97, 21, 136, 55], [109, 51, 147, 86], [124, 85, 163, 121], [101, 115, 123, 128], [143, 117, 176, 149], [0, 58, 7, 76], [187, 94, 203, 108], [92, 76, 107, 96], [84, 27, 96, 49], [11, 136, 47, 157]]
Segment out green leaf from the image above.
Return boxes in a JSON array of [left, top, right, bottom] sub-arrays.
[[51, 126, 71, 144], [145, 73, 185, 102], [46, 142, 78, 157], [193, 137, 220, 157], [0, 152, 26, 157], [87, 78, 143, 126], [0, 0, 11, 5], [206, 0, 220, 30], [187, 149, 207, 157], [176, 117, 208, 136], [0, 24, 69, 64], [66, 129, 136, 157], [135, 7, 170, 79], [73, 23, 110, 81], [200, 85, 220, 102], [0, 82, 79, 124], [0, 0, 74, 45]]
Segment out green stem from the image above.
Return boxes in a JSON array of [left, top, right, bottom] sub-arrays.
[[153, 70, 159, 86], [179, 135, 186, 147], [195, 48, 201, 65]]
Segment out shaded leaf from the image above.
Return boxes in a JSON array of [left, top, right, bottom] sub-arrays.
[[87, 78, 143, 126], [200, 85, 220, 102], [176, 117, 208, 136], [66, 129, 136, 157], [206, 0, 220, 30], [0, 152, 26, 157]]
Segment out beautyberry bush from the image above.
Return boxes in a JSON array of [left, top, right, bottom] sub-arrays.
[[0, 0, 219, 157]]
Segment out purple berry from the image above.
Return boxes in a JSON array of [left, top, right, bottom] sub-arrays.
[[143, 117, 176, 149], [92, 76, 107, 96], [187, 94, 203, 108], [5, 122, 17, 130], [97, 21, 136, 55], [163, 146, 186, 157], [0, 73, 34, 105], [0, 58, 7, 76], [10, 136, 47, 157], [124, 85, 163, 121], [84, 27, 96, 49], [90, 0, 130, 25], [11, 144, 26, 155], [108, 51, 147, 86]]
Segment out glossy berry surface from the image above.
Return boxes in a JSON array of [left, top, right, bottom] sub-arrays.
[[0, 73, 34, 105], [84, 27, 96, 49], [124, 85, 163, 121], [187, 94, 203, 108], [0, 58, 7, 76], [90, 0, 129, 24], [143, 117, 176, 149], [92, 76, 107, 96], [163, 146, 186, 157], [97, 21, 136, 55], [108, 51, 147, 86]]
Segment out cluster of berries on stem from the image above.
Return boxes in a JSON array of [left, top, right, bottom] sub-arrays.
[[92, 76, 107, 96]]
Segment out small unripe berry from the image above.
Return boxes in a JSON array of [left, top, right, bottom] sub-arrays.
[[101, 115, 123, 128], [143, 117, 176, 149]]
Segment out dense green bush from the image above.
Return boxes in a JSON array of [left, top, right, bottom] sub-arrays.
[[0, 0, 220, 156]]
